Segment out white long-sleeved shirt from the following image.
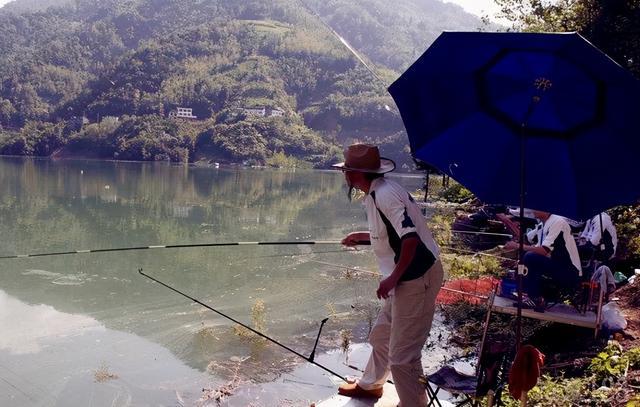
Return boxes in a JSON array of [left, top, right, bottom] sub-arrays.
[[580, 212, 617, 258]]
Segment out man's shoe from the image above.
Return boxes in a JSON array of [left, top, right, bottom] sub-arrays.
[[337, 382, 383, 399], [533, 297, 546, 313]]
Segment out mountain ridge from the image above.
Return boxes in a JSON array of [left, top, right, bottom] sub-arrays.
[[0, 0, 485, 168]]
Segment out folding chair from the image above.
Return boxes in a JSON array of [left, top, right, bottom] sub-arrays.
[[424, 289, 510, 407]]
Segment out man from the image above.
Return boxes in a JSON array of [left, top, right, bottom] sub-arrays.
[[332, 144, 444, 406], [578, 212, 617, 262], [504, 210, 582, 312], [496, 208, 542, 246]]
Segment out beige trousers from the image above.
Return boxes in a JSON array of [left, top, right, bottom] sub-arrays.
[[358, 260, 444, 407]]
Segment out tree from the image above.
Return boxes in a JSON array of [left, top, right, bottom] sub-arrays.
[[495, 0, 640, 77], [0, 121, 66, 156], [0, 98, 17, 126]]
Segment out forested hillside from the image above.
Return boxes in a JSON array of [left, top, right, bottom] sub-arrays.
[[0, 0, 483, 167]]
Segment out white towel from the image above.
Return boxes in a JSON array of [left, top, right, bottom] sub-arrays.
[[591, 265, 616, 296]]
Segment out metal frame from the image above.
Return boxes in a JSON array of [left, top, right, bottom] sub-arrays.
[[425, 288, 499, 407]]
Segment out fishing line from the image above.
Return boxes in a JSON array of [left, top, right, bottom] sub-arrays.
[[0, 240, 370, 260], [231, 248, 369, 263], [308, 259, 490, 300], [138, 269, 347, 382], [297, 0, 389, 90], [345, 363, 394, 385], [440, 245, 514, 261], [450, 230, 512, 238], [308, 260, 380, 277]]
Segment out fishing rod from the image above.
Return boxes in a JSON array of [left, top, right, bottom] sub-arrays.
[[138, 268, 347, 382], [0, 240, 370, 260], [0, 231, 509, 261], [450, 230, 513, 238]]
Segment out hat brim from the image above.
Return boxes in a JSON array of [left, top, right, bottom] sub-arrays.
[[331, 158, 396, 174]]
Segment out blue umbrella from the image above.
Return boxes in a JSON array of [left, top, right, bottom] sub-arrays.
[[388, 31, 640, 346], [389, 31, 640, 221]]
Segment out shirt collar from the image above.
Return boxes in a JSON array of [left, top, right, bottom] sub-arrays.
[[368, 177, 385, 194]]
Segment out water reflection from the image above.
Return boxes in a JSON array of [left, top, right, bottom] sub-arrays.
[[0, 289, 212, 406], [0, 289, 101, 355], [0, 158, 425, 400]]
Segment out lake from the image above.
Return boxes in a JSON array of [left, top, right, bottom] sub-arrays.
[[0, 157, 452, 406]]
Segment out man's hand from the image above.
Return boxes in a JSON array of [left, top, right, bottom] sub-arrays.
[[342, 231, 370, 247], [376, 275, 399, 299], [503, 241, 519, 251]]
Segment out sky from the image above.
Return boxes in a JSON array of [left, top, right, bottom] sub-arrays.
[[444, 0, 502, 18], [0, 0, 503, 17]]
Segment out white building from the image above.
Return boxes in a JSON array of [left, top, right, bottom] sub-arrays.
[[243, 107, 266, 117], [269, 108, 284, 117], [242, 106, 285, 117], [169, 107, 197, 119]]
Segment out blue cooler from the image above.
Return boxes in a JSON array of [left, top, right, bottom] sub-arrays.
[[500, 278, 517, 298]]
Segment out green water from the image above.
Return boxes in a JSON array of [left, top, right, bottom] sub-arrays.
[[0, 157, 430, 406]]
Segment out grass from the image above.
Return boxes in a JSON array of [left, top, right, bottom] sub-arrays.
[[241, 19, 292, 35], [93, 362, 118, 383], [233, 298, 267, 344]]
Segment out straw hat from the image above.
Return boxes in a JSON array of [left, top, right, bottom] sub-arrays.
[[332, 144, 396, 174]]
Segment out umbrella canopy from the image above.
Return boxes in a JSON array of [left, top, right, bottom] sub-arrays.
[[389, 31, 640, 221]]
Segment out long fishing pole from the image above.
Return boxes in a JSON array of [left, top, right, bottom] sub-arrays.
[[0, 240, 370, 260], [0, 231, 511, 261], [137, 268, 347, 382], [450, 230, 512, 238]]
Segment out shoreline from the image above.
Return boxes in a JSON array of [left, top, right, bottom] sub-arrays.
[[0, 154, 426, 176]]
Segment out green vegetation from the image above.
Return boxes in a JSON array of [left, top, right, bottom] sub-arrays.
[[265, 151, 312, 169], [438, 182, 474, 204], [232, 298, 269, 346], [589, 342, 640, 386], [0, 0, 483, 167], [610, 205, 640, 275], [500, 375, 609, 407], [495, 0, 640, 77], [497, 343, 640, 407], [441, 252, 502, 280], [0, 121, 66, 156]]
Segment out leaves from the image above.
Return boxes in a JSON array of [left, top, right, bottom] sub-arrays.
[[494, 0, 640, 77], [0, 0, 486, 166]]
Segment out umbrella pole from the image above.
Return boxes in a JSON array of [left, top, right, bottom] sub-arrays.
[[424, 168, 430, 202], [516, 96, 542, 349], [516, 130, 526, 350]]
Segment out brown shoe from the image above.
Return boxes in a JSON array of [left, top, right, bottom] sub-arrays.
[[338, 382, 383, 399]]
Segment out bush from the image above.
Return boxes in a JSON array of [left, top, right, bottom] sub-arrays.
[[610, 205, 640, 274], [500, 375, 609, 407], [266, 151, 311, 169], [439, 181, 474, 203], [0, 121, 66, 156], [110, 115, 195, 162]]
